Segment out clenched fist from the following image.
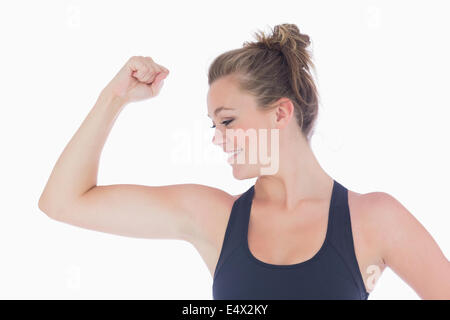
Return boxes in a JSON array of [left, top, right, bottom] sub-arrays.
[[103, 56, 169, 104]]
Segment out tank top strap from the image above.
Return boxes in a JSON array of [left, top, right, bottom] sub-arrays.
[[213, 184, 255, 281], [328, 180, 368, 299]]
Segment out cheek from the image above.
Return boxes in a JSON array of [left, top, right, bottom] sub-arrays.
[[225, 116, 269, 149], [238, 125, 276, 161], [226, 126, 258, 155]]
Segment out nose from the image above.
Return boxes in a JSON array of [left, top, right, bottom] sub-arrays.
[[212, 128, 225, 146]]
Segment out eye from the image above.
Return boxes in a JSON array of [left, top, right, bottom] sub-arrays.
[[210, 119, 234, 128]]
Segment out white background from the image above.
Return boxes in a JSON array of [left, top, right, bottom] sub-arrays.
[[0, 0, 449, 299]]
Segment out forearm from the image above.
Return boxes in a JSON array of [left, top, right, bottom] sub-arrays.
[[39, 88, 126, 213]]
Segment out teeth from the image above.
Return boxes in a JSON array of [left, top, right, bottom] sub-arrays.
[[227, 148, 243, 163], [229, 149, 243, 155]]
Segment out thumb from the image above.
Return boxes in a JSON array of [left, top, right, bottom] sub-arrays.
[[151, 72, 167, 94], [156, 79, 164, 91]]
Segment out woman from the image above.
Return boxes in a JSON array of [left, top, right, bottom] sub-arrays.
[[38, 24, 449, 299]]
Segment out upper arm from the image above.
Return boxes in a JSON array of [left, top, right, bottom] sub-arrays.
[[43, 183, 232, 242], [370, 192, 450, 299]]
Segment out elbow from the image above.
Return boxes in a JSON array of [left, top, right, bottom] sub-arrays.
[[38, 193, 62, 219], [38, 195, 52, 217], [38, 191, 47, 212], [38, 184, 88, 218]]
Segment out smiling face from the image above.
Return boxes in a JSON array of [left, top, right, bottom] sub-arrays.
[[207, 75, 280, 179]]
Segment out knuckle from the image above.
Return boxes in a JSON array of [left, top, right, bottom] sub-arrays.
[[144, 57, 157, 68]]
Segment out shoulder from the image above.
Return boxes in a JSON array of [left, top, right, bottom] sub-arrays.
[[183, 184, 236, 221], [184, 187, 248, 247], [348, 190, 407, 235], [348, 189, 424, 259], [349, 189, 405, 219], [182, 184, 236, 244], [353, 190, 414, 229], [352, 190, 450, 298]]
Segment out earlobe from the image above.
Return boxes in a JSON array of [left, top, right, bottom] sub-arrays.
[[274, 98, 295, 124], [275, 109, 285, 126], [274, 105, 293, 129]]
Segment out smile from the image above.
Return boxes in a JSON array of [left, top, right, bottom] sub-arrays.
[[227, 148, 243, 163]]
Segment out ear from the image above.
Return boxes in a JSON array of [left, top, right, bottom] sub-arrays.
[[272, 98, 295, 128]]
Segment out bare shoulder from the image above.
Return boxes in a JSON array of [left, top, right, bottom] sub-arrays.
[[348, 189, 408, 232], [346, 189, 393, 292], [347, 189, 394, 248], [350, 189, 450, 298], [350, 189, 440, 255], [183, 185, 237, 245], [183, 188, 245, 277], [346, 189, 415, 266], [348, 189, 392, 223]]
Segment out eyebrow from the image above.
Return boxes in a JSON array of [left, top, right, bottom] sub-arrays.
[[207, 106, 235, 118]]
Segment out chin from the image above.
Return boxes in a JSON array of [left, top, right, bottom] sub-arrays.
[[230, 164, 260, 180]]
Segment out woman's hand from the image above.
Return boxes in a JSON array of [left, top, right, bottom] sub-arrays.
[[103, 56, 169, 104]]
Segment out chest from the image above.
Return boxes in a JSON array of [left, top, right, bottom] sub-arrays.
[[195, 190, 386, 295], [257, 192, 384, 291], [247, 200, 331, 265]]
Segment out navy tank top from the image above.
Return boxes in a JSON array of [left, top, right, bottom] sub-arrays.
[[212, 179, 370, 300]]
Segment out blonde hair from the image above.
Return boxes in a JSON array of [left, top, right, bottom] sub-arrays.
[[208, 23, 320, 142]]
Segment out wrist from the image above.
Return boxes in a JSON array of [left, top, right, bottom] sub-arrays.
[[99, 87, 128, 110]]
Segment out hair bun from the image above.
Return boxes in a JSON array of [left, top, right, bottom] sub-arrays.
[[251, 23, 311, 53]]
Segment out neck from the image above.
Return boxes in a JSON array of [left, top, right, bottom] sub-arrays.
[[254, 132, 333, 211]]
